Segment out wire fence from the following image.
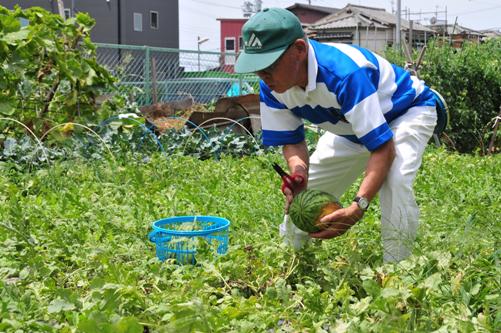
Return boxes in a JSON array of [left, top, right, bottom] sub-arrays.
[[95, 43, 259, 106]]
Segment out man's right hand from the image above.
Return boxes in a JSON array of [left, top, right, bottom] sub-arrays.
[[282, 140, 310, 213], [282, 173, 306, 212]]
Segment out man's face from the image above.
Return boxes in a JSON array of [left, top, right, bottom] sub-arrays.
[[255, 41, 305, 93]]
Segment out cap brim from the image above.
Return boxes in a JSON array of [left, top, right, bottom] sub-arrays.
[[235, 46, 288, 73]]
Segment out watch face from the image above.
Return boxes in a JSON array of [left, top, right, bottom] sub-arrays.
[[357, 197, 369, 210]]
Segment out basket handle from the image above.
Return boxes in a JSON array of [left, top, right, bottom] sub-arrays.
[[148, 229, 162, 242], [149, 229, 174, 243]]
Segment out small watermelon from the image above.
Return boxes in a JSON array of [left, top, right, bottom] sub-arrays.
[[289, 189, 342, 233]]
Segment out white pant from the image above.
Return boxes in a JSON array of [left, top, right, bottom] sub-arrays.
[[280, 106, 437, 262]]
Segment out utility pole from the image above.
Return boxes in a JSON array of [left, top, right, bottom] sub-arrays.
[[445, 6, 448, 41], [197, 36, 209, 72], [255, 0, 262, 12], [396, 0, 401, 52]]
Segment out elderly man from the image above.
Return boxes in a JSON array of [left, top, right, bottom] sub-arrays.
[[235, 8, 437, 262]]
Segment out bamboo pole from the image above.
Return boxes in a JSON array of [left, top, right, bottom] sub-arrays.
[[488, 107, 501, 155]]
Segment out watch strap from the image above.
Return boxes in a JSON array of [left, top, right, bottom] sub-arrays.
[[354, 196, 369, 211]]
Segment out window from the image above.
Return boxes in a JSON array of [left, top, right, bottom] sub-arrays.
[[225, 37, 235, 51], [150, 11, 159, 29], [238, 36, 243, 50], [64, 8, 71, 19], [133, 13, 143, 32], [224, 37, 236, 65]]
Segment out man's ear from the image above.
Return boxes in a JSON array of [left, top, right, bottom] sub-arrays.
[[292, 39, 308, 58], [294, 39, 307, 50]]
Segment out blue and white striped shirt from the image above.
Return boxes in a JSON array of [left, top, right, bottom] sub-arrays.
[[260, 40, 436, 151]]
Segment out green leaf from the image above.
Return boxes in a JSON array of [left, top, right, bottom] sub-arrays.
[[2, 29, 30, 44], [0, 14, 21, 33], [0, 100, 15, 116], [362, 279, 380, 298], [469, 283, 481, 296], [381, 288, 400, 299], [47, 298, 76, 313], [350, 296, 371, 315], [75, 12, 95, 30], [78, 312, 113, 333], [112, 317, 143, 333], [422, 273, 442, 291], [85, 67, 97, 86]]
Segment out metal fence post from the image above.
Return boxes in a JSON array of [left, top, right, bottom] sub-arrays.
[[144, 46, 151, 105], [238, 74, 243, 96]]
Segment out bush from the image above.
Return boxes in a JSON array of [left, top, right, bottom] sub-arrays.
[[0, 5, 119, 137], [385, 38, 501, 153]]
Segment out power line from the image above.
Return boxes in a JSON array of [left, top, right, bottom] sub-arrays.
[[183, 2, 242, 20], [180, 27, 218, 34], [191, 0, 242, 10], [450, 4, 501, 16], [467, 0, 499, 6]]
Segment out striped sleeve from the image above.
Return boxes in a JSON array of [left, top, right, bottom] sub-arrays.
[[259, 82, 304, 147], [336, 67, 393, 151]]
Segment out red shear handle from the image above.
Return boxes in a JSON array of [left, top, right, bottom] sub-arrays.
[[281, 173, 306, 195]]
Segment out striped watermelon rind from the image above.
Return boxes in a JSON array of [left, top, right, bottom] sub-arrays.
[[289, 189, 342, 233]]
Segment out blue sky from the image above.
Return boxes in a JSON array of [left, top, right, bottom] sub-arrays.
[[179, 0, 501, 51]]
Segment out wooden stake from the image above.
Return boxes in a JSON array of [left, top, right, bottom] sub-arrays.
[[488, 107, 501, 155]]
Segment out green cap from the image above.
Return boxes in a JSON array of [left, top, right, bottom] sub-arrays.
[[235, 8, 304, 73]]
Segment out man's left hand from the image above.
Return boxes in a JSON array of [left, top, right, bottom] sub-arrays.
[[309, 203, 364, 239]]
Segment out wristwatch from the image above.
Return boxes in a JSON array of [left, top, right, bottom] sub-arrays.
[[354, 196, 370, 211]]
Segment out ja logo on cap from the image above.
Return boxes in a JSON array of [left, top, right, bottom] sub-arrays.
[[246, 33, 262, 49]]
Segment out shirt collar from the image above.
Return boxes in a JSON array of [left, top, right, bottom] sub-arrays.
[[305, 40, 318, 93]]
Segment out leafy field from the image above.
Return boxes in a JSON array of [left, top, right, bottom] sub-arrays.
[[0, 148, 499, 332]]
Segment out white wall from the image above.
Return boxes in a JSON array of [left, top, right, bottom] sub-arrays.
[[357, 28, 392, 54]]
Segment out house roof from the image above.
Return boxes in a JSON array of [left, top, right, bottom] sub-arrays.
[[479, 27, 501, 33], [310, 11, 387, 29], [310, 4, 434, 32], [428, 23, 485, 36], [286, 3, 340, 14], [479, 28, 501, 38]]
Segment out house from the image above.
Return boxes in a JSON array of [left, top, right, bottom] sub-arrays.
[[216, 18, 247, 71], [428, 21, 485, 47], [0, 0, 179, 49], [286, 3, 339, 25], [479, 28, 501, 41], [479, 28, 501, 40], [217, 3, 339, 72], [308, 4, 436, 53], [1, 0, 181, 98]]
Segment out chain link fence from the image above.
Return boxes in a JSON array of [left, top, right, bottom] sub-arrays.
[[95, 43, 259, 106]]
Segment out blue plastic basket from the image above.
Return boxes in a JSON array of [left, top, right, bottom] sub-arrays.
[[148, 215, 230, 264]]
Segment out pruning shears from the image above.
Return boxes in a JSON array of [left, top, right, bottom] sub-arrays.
[[272, 162, 295, 190]]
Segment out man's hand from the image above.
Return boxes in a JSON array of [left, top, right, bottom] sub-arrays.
[[281, 140, 309, 213], [309, 139, 395, 239], [309, 202, 364, 239], [282, 173, 306, 212]]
